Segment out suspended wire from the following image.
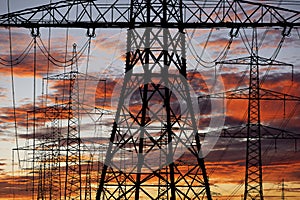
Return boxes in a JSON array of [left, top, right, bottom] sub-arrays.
[[197, 28, 214, 63], [261, 12, 299, 135], [260, 34, 286, 87], [101, 28, 125, 79], [258, 27, 270, 49], [42, 0, 53, 120], [258, 29, 296, 128], [0, 39, 34, 66], [260, 135, 297, 191], [31, 29, 38, 200], [43, 0, 53, 112], [186, 34, 214, 68], [63, 18, 70, 105], [225, 65, 250, 125], [81, 36, 93, 106], [279, 100, 300, 131], [208, 137, 234, 176], [186, 28, 235, 69], [0, 31, 90, 69], [186, 28, 233, 109], [226, 180, 244, 200], [240, 28, 252, 55], [296, 28, 300, 40], [36, 36, 91, 68], [62, 25, 69, 198], [43, 25, 52, 111], [7, 0, 21, 169], [12, 150, 15, 200]]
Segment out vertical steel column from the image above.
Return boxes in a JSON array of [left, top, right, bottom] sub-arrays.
[[244, 28, 263, 200], [63, 44, 82, 200]]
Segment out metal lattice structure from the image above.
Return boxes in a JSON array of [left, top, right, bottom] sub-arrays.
[[199, 29, 300, 200], [25, 43, 107, 200], [45, 50, 106, 199], [1, 1, 300, 200], [96, 27, 212, 199], [30, 101, 66, 200], [0, 0, 300, 28]]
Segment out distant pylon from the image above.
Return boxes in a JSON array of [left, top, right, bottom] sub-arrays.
[[46, 44, 82, 200], [281, 179, 285, 200], [199, 27, 300, 200]]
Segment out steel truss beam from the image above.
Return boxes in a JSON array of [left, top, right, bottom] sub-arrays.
[[0, 0, 299, 29]]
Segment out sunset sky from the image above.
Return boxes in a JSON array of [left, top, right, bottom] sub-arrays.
[[0, 0, 300, 200]]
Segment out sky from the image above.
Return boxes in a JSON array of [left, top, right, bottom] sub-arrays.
[[0, 0, 300, 200]]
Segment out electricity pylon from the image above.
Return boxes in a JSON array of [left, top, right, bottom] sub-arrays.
[[95, 26, 212, 199], [26, 43, 107, 200], [1, 0, 300, 199], [28, 99, 67, 200], [199, 28, 300, 200], [46, 44, 106, 200]]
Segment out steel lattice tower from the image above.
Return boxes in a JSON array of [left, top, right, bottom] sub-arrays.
[[45, 44, 83, 200], [31, 99, 65, 200], [1, 1, 300, 200], [200, 28, 300, 199], [96, 27, 211, 199]]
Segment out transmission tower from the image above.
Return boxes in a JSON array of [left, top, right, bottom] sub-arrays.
[[96, 27, 212, 199], [29, 98, 68, 200], [23, 42, 107, 200], [281, 179, 285, 200], [46, 44, 107, 200], [1, 0, 300, 200], [199, 28, 300, 199]]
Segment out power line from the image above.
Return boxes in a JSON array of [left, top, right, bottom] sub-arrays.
[[7, 0, 21, 169]]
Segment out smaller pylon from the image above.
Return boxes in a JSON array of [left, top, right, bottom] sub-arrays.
[[199, 28, 300, 200]]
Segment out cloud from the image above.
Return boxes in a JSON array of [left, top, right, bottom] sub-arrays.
[[0, 86, 7, 99], [0, 174, 32, 199], [0, 100, 71, 130], [94, 32, 126, 55], [0, 161, 6, 172], [0, 105, 30, 128]]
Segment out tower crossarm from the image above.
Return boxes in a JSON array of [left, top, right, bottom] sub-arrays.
[[261, 125, 300, 140], [200, 124, 300, 140], [199, 87, 300, 101], [0, 0, 300, 29], [45, 71, 101, 81], [260, 88, 300, 101], [216, 56, 294, 66], [199, 88, 250, 100], [28, 104, 69, 120]]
